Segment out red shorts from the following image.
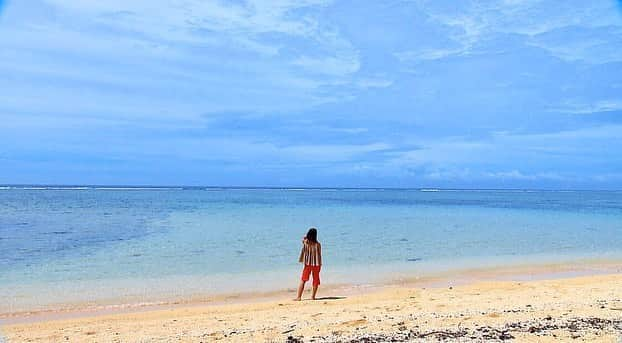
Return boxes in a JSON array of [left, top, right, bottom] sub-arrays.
[[301, 265, 321, 286]]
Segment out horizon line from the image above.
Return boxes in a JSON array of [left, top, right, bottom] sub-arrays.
[[0, 184, 620, 192]]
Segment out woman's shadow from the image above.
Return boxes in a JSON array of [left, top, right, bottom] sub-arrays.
[[313, 296, 346, 300]]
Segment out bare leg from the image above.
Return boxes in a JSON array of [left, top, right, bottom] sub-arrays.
[[311, 285, 319, 300], [294, 280, 306, 301]]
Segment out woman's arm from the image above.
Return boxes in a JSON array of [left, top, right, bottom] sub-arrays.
[[298, 236, 307, 263], [318, 243, 322, 266]]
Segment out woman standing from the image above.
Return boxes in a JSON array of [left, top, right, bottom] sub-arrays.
[[294, 228, 322, 301]]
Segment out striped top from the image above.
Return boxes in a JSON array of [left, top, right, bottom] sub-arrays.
[[299, 240, 322, 266]]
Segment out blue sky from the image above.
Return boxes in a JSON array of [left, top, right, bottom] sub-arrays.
[[1, 0, 621, 188]]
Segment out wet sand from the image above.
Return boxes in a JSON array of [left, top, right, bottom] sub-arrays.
[[2, 271, 622, 342]]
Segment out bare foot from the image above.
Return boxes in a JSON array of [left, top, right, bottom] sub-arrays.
[[293, 298, 301, 301], [311, 297, 316, 300]]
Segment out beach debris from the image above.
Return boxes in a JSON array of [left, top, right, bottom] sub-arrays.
[[282, 316, 621, 342], [286, 335, 304, 343]]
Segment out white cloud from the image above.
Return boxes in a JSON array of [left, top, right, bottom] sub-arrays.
[[423, 168, 474, 181], [484, 170, 567, 181], [388, 138, 492, 168], [53, 135, 392, 164], [39, 0, 358, 69], [548, 100, 622, 114], [592, 173, 622, 182], [422, 169, 570, 182], [282, 142, 390, 161], [292, 55, 360, 76], [374, 124, 622, 183], [0, 0, 369, 125], [326, 127, 369, 134], [495, 124, 622, 141], [394, 48, 464, 62], [397, 0, 622, 63], [42, 0, 328, 39], [291, 27, 361, 76]]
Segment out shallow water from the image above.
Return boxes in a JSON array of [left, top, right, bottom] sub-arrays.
[[2, 187, 622, 312]]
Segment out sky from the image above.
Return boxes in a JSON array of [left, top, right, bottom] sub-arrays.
[[0, 0, 621, 189]]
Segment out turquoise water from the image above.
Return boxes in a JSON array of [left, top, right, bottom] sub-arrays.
[[1, 187, 622, 312]]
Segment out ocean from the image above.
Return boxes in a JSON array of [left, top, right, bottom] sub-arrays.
[[1, 187, 621, 313]]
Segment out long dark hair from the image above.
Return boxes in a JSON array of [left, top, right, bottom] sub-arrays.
[[306, 228, 318, 243]]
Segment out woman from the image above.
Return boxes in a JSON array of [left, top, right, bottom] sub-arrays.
[[294, 228, 322, 301]]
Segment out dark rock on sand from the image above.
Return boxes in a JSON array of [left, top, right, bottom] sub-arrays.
[[285, 316, 621, 342]]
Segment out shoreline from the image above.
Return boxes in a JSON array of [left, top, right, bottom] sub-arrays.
[[2, 272, 622, 342], [2, 258, 621, 325]]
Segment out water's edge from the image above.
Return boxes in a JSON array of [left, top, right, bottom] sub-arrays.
[[2, 257, 620, 325]]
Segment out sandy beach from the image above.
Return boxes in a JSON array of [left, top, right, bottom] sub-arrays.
[[2, 270, 622, 342]]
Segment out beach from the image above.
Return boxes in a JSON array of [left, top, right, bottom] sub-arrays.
[[2, 270, 622, 342], [2, 188, 622, 341]]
